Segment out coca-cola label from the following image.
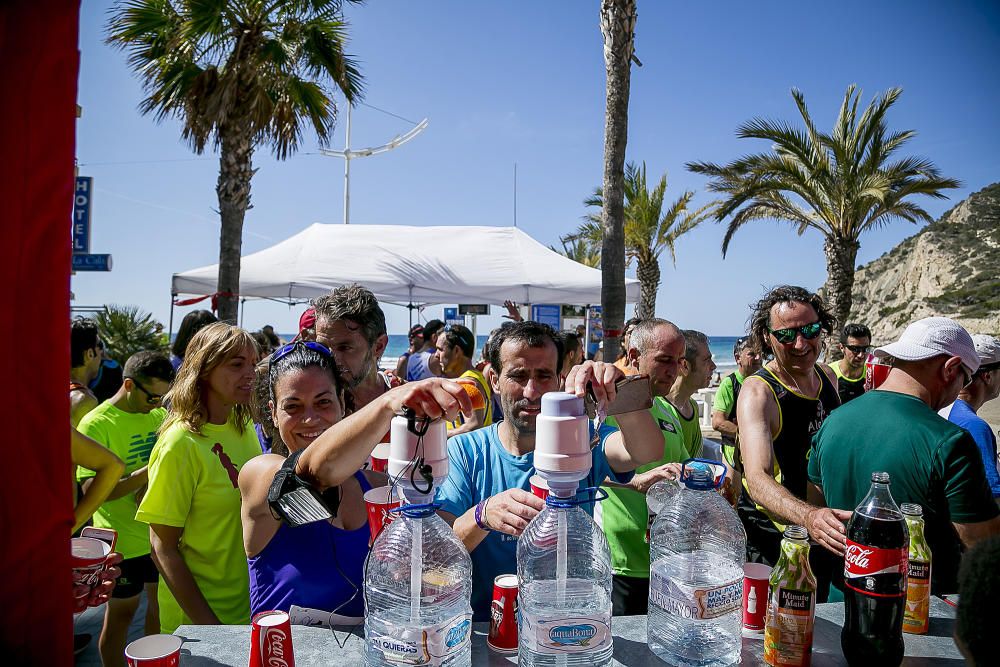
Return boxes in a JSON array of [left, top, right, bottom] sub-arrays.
[[843, 540, 907, 578], [259, 626, 292, 667]]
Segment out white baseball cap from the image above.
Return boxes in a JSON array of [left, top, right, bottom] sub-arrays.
[[972, 334, 1000, 366], [874, 317, 980, 376]]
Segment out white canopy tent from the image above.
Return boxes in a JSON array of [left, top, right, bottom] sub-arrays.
[[171, 224, 639, 307]]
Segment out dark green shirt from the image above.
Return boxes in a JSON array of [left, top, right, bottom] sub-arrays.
[[808, 390, 998, 593]]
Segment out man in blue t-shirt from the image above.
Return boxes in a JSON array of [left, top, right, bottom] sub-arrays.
[[437, 321, 663, 620], [941, 334, 1000, 499]]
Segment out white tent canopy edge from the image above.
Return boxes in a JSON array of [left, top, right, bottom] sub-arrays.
[[171, 223, 640, 307]]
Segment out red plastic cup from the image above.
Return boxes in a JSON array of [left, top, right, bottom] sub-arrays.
[[529, 474, 549, 500], [364, 485, 401, 543], [742, 563, 772, 633], [864, 353, 891, 391], [487, 574, 519, 652], [124, 634, 182, 667], [369, 442, 390, 473], [249, 610, 295, 667], [71, 536, 110, 612]]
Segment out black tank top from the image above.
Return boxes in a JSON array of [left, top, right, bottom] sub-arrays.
[[750, 365, 840, 500]]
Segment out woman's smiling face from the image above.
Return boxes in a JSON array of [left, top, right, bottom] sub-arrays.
[[270, 366, 345, 453]]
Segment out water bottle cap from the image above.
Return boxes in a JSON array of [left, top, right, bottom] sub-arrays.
[[900, 503, 923, 516], [540, 392, 585, 418], [871, 471, 891, 484], [682, 461, 715, 490]]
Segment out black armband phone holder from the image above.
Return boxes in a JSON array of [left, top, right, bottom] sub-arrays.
[[267, 450, 341, 526]]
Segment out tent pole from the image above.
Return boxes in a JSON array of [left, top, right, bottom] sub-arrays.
[[240, 298, 246, 327], [168, 294, 176, 339], [585, 303, 592, 361]]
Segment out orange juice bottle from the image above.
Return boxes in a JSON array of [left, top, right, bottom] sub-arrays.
[[902, 503, 931, 634]]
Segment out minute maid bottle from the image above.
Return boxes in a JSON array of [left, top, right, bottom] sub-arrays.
[[648, 460, 746, 667], [364, 414, 472, 666], [517, 392, 613, 666]]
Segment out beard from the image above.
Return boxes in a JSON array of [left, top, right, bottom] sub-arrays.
[[502, 396, 540, 435], [342, 348, 377, 389]]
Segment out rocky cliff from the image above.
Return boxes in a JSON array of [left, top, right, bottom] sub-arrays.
[[848, 182, 1000, 342]]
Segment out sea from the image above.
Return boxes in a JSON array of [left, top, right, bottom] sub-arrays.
[[274, 333, 742, 375]]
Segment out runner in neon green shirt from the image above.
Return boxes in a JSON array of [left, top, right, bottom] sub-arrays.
[[135, 323, 260, 633]]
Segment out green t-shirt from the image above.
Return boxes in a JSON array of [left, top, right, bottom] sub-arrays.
[[808, 390, 999, 593], [601, 397, 688, 577], [711, 371, 745, 416], [76, 403, 166, 559], [662, 397, 704, 459], [135, 417, 260, 632]]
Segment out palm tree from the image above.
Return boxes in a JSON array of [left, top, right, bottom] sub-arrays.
[[598, 0, 637, 355], [551, 236, 601, 268], [576, 162, 714, 318], [107, 0, 364, 323], [687, 85, 959, 353], [95, 304, 168, 364]]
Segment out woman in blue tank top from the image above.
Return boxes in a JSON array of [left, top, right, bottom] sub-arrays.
[[239, 342, 480, 622]]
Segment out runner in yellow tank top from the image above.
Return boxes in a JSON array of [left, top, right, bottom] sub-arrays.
[[435, 324, 493, 433]]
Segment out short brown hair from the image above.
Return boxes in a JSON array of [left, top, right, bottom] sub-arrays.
[[312, 284, 386, 345], [748, 285, 835, 356]]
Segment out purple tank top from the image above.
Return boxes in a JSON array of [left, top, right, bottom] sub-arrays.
[[249, 471, 372, 617]]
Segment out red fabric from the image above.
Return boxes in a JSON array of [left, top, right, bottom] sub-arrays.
[[0, 1, 78, 662]]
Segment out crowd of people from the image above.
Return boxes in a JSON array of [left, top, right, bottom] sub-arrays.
[[69, 282, 1000, 666]]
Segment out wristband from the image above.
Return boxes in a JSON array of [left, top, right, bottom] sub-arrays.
[[475, 498, 492, 532]]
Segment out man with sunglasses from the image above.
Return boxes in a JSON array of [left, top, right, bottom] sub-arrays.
[[736, 285, 844, 600], [70, 317, 103, 427], [830, 323, 872, 405], [809, 318, 1000, 595], [941, 334, 1000, 501], [76, 351, 175, 666]]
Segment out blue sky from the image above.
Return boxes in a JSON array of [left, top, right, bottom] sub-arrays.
[[74, 0, 1000, 337]]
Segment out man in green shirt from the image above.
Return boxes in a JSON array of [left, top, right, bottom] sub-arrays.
[[77, 351, 174, 667], [808, 317, 1000, 593], [711, 336, 761, 466], [601, 318, 690, 615], [664, 329, 716, 460]]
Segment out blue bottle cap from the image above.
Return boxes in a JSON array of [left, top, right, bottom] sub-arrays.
[[540, 392, 585, 418]]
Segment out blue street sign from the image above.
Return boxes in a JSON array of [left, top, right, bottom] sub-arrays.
[[531, 304, 561, 330], [72, 254, 113, 272], [73, 177, 93, 253], [443, 307, 462, 326]]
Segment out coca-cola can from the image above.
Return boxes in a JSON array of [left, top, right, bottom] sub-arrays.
[[487, 574, 518, 653], [249, 610, 295, 667]]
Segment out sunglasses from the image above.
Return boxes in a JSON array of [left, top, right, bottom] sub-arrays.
[[769, 321, 823, 345], [844, 344, 873, 355], [271, 341, 332, 364], [128, 376, 164, 405]]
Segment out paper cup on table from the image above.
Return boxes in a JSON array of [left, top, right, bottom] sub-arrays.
[[125, 634, 182, 667], [369, 442, 390, 473], [364, 485, 401, 543], [529, 474, 549, 500], [71, 537, 110, 612], [487, 574, 519, 652], [742, 563, 772, 633]]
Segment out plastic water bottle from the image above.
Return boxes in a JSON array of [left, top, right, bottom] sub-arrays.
[[648, 460, 746, 667], [518, 392, 613, 667], [364, 416, 473, 666], [645, 477, 681, 543]]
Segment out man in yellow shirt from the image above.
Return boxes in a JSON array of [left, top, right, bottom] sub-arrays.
[[436, 324, 492, 434]]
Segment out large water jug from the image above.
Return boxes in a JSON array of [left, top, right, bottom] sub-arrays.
[[364, 415, 473, 666], [517, 392, 613, 667], [648, 459, 746, 667]]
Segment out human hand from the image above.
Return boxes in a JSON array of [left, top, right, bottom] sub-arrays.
[[389, 378, 474, 422], [563, 360, 624, 405], [805, 507, 852, 555], [74, 552, 123, 608], [482, 489, 545, 536], [502, 300, 523, 322], [631, 463, 683, 494]]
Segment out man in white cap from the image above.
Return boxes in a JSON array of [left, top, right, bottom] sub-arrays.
[[941, 334, 1000, 501], [808, 317, 1000, 594]]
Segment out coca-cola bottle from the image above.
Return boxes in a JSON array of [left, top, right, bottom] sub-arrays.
[[842, 472, 909, 666]]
